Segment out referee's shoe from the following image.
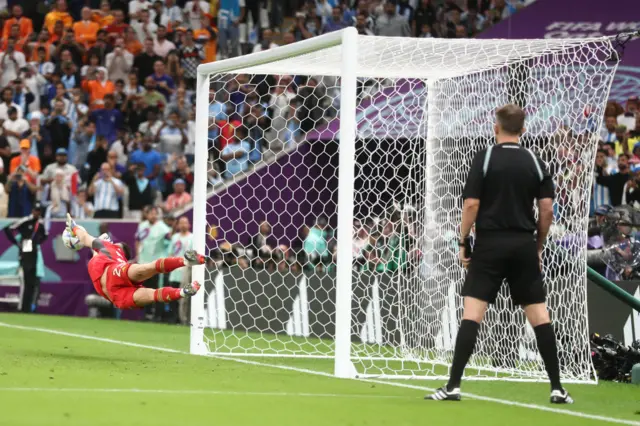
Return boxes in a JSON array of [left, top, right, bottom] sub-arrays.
[[425, 386, 461, 401], [425, 387, 573, 404]]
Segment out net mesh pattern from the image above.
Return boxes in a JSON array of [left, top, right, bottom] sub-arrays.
[[196, 34, 618, 382]]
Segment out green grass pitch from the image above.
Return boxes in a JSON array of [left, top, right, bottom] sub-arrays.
[[0, 313, 638, 426]]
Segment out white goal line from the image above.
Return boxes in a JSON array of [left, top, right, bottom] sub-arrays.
[[0, 321, 637, 426]]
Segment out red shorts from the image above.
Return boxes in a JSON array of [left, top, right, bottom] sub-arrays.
[[90, 262, 143, 310]]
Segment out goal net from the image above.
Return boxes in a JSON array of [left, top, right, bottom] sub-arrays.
[[190, 28, 619, 383]]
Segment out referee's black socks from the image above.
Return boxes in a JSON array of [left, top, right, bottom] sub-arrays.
[[447, 319, 480, 391], [533, 323, 563, 391]]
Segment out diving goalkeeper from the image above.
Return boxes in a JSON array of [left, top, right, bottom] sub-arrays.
[[66, 214, 204, 309]]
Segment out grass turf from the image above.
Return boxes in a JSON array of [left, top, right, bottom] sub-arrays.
[[0, 313, 638, 426]]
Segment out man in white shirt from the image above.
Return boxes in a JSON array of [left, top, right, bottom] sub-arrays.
[[252, 29, 279, 53], [89, 162, 125, 219], [153, 25, 176, 58], [0, 87, 23, 121], [105, 37, 134, 83], [3, 107, 29, 153], [163, 0, 184, 28], [617, 97, 638, 132], [0, 37, 27, 89], [129, 0, 153, 19], [21, 65, 47, 112], [132, 9, 158, 44], [183, 1, 210, 30]]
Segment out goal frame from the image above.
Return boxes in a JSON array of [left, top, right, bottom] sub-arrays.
[[191, 28, 360, 378], [190, 28, 609, 384]]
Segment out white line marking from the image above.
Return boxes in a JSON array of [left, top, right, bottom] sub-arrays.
[[1, 321, 638, 426], [0, 387, 411, 400]]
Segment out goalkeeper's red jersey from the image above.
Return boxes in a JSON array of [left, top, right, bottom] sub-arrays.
[[87, 240, 129, 286]]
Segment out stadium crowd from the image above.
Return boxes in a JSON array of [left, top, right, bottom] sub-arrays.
[[0, 0, 534, 220]]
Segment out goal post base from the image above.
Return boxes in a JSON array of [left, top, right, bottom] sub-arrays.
[[334, 359, 358, 379]]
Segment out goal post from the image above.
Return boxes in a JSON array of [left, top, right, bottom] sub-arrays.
[[192, 28, 620, 383]]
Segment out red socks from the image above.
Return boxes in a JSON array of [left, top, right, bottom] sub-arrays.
[[153, 287, 182, 302], [155, 257, 185, 273]]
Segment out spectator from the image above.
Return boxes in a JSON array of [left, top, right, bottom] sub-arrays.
[[165, 178, 192, 211], [304, 216, 330, 267], [323, 7, 348, 33], [124, 162, 155, 213], [56, 29, 86, 68], [24, 113, 53, 166], [70, 187, 94, 219], [0, 37, 27, 89], [132, 9, 158, 45], [0, 136, 10, 182], [290, 12, 313, 41], [5, 170, 38, 218], [11, 79, 35, 118], [85, 135, 108, 182], [134, 38, 162, 82], [60, 60, 81, 89], [90, 94, 123, 144], [105, 37, 134, 83], [2, 24, 27, 53], [3, 107, 29, 153], [193, 15, 218, 64], [445, 9, 462, 38], [597, 154, 632, 207], [45, 99, 72, 152], [155, 111, 187, 154], [412, 0, 436, 37], [184, 0, 211, 30], [30, 42, 55, 78], [50, 82, 71, 115], [162, 0, 184, 29], [129, 135, 163, 185], [106, 149, 126, 179], [40, 147, 77, 186], [252, 28, 278, 53], [50, 20, 66, 44], [163, 154, 194, 194], [179, 30, 203, 89], [375, 2, 411, 37], [82, 67, 115, 109], [0, 87, 22, 121], [139, 106, 164, 138], [123, 27, 143, 56], [124, 96, 149, 132], [165, 50, 182, 84], [124, 72, 144, 97], [110, 127, 131, 166], [45, 0, 74, 34], [9, 139, 41, 185], [47, 169, 71, 218], [221, 125, 251, 178], [315, 0, 333, 21], [73, 7, 100, 49], [87, 30, 113, 64], [3, 5, 33, 41], [592, 150, 611, 215], [92, 0, 115, 30], [218, 0, 243, 58], [151, 61, 176, 100], [249, 221, 273, 267], [461, 7, 486, 35], [153, 25, 176, 58], [129, 0, 154, 20], [617, 97, 638, 132], [355, 14, 375, 35], [89, 162, 124, 219], [166, 87, 192, 121], [113, 79, 128, 110], [107, 9, 129, 38], [81, 52, 102, 78]]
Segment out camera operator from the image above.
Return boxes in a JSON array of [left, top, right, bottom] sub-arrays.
[[3, 202, 48, 312]]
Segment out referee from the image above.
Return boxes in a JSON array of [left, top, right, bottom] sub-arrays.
[[426, 104, 572, 404]]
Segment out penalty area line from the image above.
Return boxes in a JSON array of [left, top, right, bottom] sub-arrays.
[[0, 322, 638, 426]]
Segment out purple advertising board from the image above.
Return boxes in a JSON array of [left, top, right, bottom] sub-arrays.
[[478, 0, 640, 104]]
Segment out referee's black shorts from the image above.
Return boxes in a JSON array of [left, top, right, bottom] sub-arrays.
[[462, 231, 546, 306]]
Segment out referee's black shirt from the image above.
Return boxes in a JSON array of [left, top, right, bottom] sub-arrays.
[[462, 143, 555, 234]]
